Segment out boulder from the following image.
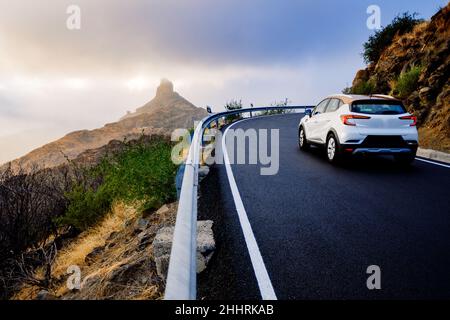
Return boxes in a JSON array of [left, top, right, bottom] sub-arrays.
[[197, 220, 215, 253], [198, 166, 209, 177], [106, 257, 148, 284], [85, 245, 105, 265], [198, 166, 210, 182], [137, 225, 159, 250], [134, 218, 150, 233], [152, 227, 174, 258], [101, 256, 159, 296], [155, 204, 170, 216], [152, 220, 215, 279], [419, 87, 432, 101], [155, 254, 170, 280]]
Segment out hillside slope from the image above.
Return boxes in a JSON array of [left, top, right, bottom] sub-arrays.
[[5, 79, 207, 171], [13, 201, 178, 300], [350, 4, 449, 151]]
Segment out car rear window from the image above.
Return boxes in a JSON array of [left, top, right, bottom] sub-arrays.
[[352, 100, 406, 115]]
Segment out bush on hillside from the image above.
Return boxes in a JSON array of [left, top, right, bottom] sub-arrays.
[[0, 166, 70, 258], [363, 12, 423, 64], [0, 166, 72, 299], [395, 65, 422, 99], [224, 99, 243, 123], [263, 98, 292, 115], [56, 137, 177, 231], [347, 79, 376, 95]]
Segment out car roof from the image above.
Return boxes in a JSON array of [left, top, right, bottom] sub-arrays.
[[325, 94, 401, 105]]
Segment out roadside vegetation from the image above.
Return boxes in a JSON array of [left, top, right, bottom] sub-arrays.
[[56, 136, 177, 231], [392, 65, 423, 99], [343, 79, 376, 95], [262, 98, 293, 115], [222, 98, 294, 120], [224, 99, 243, 123], [0, 135, 177, 299]]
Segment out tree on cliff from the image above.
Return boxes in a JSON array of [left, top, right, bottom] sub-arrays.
[[363, 12, 423, 64]]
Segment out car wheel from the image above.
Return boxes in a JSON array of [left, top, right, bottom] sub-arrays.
[[298, 127, 309, 150], [326, 134, 341, 163], [394, 153, 416, 165]]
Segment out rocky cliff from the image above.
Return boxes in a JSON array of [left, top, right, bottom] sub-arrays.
[[350, 4, 449, 152], [5, 79, 207, 171]]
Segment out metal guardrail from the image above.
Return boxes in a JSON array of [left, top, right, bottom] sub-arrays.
[[164, 105, 313, 300]]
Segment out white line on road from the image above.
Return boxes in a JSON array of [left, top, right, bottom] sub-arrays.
[[415, 157, 450, 169], [222, 119, 278, 300]]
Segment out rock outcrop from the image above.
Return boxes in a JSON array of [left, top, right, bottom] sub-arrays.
[[152, 220, 215, 279], [121, 79, 198, 121]]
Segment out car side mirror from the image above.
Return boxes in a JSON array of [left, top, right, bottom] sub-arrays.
[[305, 109, 312, 117]]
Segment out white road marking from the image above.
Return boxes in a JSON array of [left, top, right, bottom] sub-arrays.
[[415, 157, 450, 169], [222, 119, 278, 300]]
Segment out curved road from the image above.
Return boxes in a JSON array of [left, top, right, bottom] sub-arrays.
[[198, 113, 450, 300]]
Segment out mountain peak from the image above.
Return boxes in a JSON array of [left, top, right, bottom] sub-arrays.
[[156, 78, 174, 97], [121, 78, 201, 120]]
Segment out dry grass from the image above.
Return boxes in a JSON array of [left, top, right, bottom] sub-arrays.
[[52, 202, 136, 281], [13, 201, 178, 300]]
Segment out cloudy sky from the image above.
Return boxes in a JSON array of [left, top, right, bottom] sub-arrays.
[[0, 0, 446, 163]]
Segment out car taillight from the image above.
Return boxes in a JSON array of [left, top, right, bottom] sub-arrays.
[[399, 115, 417, 126], [340, 114, 371, 126]]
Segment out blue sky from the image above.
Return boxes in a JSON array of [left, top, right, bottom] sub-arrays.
[[0, 0, 447, 163]]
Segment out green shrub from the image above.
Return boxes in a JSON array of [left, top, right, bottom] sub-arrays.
[[349, 79, 376, 95], [56, 137, 177, 230], [363, 12, 423, 64], [342, 86, 352, 94], [56, 185, 111, 230], [261, 98, 292, 115], [395, 66, 422, 98], [224, 99, 243, 123]]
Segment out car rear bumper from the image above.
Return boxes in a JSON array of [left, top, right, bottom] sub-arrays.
[[351, 148, 414, 155], [340, 135, 418, 155]]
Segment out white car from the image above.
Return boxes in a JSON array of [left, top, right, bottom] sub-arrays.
[[298, 94, 419, 164]]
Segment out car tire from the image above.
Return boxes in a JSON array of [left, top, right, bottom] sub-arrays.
[[326, 133, 341, 164], [394, 153, 416, 165], [298, 127, 309, 150]]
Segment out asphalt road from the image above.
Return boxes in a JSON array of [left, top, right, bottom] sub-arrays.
[[198, 113, 450, 300]]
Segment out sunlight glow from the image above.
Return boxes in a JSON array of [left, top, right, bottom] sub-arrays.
[[126, 77, 151, 91], [64, 78, 89, 90]]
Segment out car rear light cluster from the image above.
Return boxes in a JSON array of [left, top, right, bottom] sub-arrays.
[[399, 115, 417, 126], [340, 114, 371, 126]]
